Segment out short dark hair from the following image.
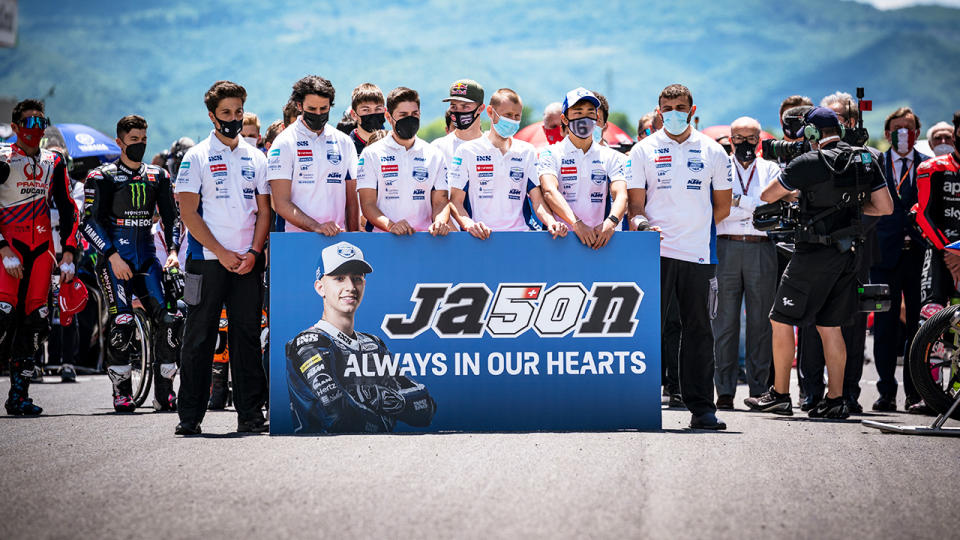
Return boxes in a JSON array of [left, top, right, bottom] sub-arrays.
[[638, 111, 657, 134], [386, 87, 419, 115], [264, 120, 284, 146], [444, 110, 453, 129], [204, 80, 247, 113], [658, 84, 692, 107], [291, 75, 335, 106], [283, 99, 299, 126], [885, 106, 921, 132], [116, 115, 148, 138], [336, 111, 356, 135], [953, 110, 960, 130], [821, 126, 840, 138], [780, 95, 813, 117], [592, 91, 610, 123], [351, 83, 385, 111], [12, 98, 44, 124]]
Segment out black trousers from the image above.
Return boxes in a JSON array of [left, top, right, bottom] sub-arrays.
[[662, 301, 681, 395], [870, 244, 923, 402], [178, 257, 267, 426], [660, 257, 717, 416]]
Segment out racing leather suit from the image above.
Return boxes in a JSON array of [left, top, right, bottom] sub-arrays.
[[82, 160, 182, 397], [915, 151, 960, 317], [285, 320, 436, 433], [0, 143, 79, 408]]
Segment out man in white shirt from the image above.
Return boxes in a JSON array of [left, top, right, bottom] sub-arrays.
[[538, 88, 628, 250], [432, 79, 485, 167], [712, 116, 781, 408], [627, 83, 733, 430], [174, 80, 271, 435], [448, 88, 566, 238], [268, 75, 359, 235], [357, 87, 451, 236]]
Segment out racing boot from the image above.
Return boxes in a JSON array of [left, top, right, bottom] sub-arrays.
[[61, 363, 77, 383], [152, 362, 178, 412], [208, 361, 230, 410], [107, 364, 137, 413], [5, 359, 43, 416]]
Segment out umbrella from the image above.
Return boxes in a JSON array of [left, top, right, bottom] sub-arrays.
[[49, 123, 121, 160], [700, 125, 776, 142], [515, 121, 635, 149]]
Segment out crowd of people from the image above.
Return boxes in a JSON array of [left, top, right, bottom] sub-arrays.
[[1, 74, 958, 434]]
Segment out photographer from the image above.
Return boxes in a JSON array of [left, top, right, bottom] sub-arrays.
[[746, 107, 892, 419]]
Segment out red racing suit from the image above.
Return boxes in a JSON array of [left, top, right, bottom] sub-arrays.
[[0, 143, 79, 359], [914, 151, 960, 314]]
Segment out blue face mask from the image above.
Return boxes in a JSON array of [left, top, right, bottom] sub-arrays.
[[661, 110, 690, 136], [492, 114, 520, 138], [593, 124, 604, 142]]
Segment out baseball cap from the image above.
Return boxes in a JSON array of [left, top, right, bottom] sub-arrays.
[[804, 106, 842, 131], [316, 241, 373, 280], [442, 79, 484, 104], [562, 88, 601, 114]]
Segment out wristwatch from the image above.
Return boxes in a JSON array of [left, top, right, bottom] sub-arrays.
[[606, 215, 620, 225]]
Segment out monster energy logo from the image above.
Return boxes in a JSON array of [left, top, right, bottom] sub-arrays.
[[130, 182, 148, 208]]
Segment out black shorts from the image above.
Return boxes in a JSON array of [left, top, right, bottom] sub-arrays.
[[770, 248, 858, 327]]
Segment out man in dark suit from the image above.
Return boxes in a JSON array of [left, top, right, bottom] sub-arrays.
[[870, 106, 931, 414]]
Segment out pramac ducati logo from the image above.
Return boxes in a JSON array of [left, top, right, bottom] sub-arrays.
[[23, 162, 43, 181]]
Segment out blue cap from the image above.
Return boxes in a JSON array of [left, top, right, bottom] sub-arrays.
[[804, 106, 841, 130], [562, 87, 600, 114]]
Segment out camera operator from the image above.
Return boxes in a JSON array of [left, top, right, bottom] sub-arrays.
[[746, 107, 892, 419]]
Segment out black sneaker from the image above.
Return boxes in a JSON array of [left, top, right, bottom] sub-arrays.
[[667, 393, 685, 408], [744, 387, 793, 415], [799, 396, 820, 412], [808, 396, 850, 419], [846, 400, 863, 415], [175, 422, 202, 436], [237, 417, 269, 433], [60, 364, 77, 383]]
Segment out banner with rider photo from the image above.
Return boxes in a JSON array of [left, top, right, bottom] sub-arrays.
[[268, 231, 662, 434]]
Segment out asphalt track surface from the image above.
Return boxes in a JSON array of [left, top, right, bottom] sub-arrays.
[[0, 368, 957, 540]]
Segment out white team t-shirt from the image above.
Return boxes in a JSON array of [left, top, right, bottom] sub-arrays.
[[266, 118, 358, 231], [174, 132, 270, 260], [356, 135, 448, 232], [627, 128, 733, 264], [448, 136, 539, 232], [536, 137, 627, 228]]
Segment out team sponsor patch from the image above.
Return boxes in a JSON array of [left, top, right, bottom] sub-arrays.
[[476, 164, 493, 172], [300, 354, 323, 373], [381, 164, 399, 173], [241, 166, 255, 181], [298, 149, 312, 157], [591, 169, 606, 185], [686, 178, 702, 190], [687, 158, 704, 172], [327, 149, 341, 164], [412, 166, 429, 182], [655, 156, 671, 163], [509, 167, 524, 182], [560, 166, 577, 175]]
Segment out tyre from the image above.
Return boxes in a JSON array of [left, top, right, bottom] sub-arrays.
[[130, 308, 153, 407], [908, 304, 960, 420]]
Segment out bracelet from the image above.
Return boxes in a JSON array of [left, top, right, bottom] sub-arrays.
[[606, 215, 620, 226], [248, 248, 261, 257]]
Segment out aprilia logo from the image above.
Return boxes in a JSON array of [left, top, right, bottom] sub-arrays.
[[381, 282, 643, 339]]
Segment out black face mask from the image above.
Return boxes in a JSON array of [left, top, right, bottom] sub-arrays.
[[359, 112, 385, 132], [734, 141, 756, 163], [393, 116, 420, 140], [451, 107, 480, 130], [124, 142, 147, 163], [302, 110, 329, 132], [215, 116, 243, 139]]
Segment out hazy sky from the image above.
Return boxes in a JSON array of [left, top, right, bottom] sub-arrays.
[[859, 0, 960, 7]]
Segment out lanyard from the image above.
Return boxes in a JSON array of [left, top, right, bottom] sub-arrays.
[[736, 162, 755, 195], [896, 159, 911, 194]]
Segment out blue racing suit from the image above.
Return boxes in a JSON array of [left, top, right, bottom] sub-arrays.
[[81, 161, 182, 380]]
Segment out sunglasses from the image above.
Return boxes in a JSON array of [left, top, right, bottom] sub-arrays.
[[19, 116, 51, 130]]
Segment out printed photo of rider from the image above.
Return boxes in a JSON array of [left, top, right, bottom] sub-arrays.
[[285, 240, 436, 433]]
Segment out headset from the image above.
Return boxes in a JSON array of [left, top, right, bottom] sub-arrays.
[[803, 122, 846, 143]]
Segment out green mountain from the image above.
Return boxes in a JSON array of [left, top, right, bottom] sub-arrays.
[[2, 0, 958, 157]]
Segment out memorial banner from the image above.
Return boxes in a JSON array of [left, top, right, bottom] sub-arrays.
[[269, 231, 661, 434]]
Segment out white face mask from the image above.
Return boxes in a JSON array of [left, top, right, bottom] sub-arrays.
[[933, 143, 955, 156], [243, 136, 258, 147]]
